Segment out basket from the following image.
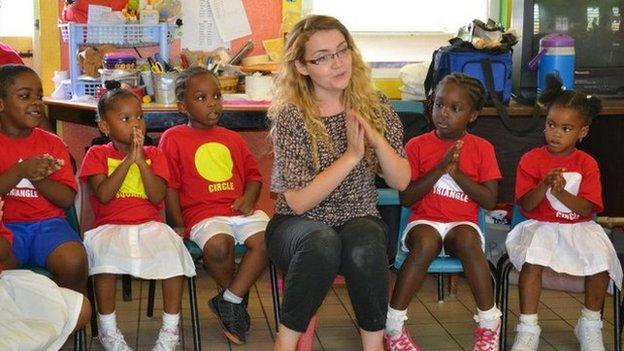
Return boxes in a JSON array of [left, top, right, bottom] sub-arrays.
[[62, 80, 101, 99], [59, 23, 174, 47], [218, 76, 239, 93]]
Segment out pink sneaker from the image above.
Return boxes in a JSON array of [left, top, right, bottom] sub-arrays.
[[383, 327, 422, 351], [472, 320, 501, 351]]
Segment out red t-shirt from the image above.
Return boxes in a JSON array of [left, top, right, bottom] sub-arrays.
[[405, 131, 502, 223], [515, 146, 603, 223], [0, 42, 24, 65], [159, 125, 263, 232], [0, 128, 77, 222], [79, 143, 170, 227]]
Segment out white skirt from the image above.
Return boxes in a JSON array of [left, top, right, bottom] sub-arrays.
[[506, 219, 623, 290], [84, 221, 196, 279], [0, 270, 83, 351]]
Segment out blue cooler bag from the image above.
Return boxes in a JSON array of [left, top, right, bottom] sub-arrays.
[[424, 42, 541, 136], [425, 45, 512, 104]]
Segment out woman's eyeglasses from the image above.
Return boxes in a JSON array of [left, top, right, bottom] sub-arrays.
[[305, 47, 351, 66]]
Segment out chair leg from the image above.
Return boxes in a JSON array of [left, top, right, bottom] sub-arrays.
[[73, 328, 86, 351], [147, 280, 156, 318], [188, 276, 201, 351], [87, 275, 98, 338], [437, 274, 444, 303], [613, 283, 621, 351], [269, 261, 281, 332], [498, 256, 513, 351], [122, 274, 132, 301]]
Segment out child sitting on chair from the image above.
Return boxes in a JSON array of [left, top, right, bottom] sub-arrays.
[[506, 76, 623, 351], [384, 73, 503, 351], [159, 66, 268, 345], [0, 64, 87, 294], [79, 88, 196, 351]]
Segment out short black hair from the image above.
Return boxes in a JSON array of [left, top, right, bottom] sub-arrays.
[[96, 88, 141, 122], [174, 66, 219, 101], [436, 73, 487, 111], [0, 64, 37, 98], [538, 74, 602, 125]]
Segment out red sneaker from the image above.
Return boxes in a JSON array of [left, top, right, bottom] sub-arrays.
[[472, 320, 501, 351], [383, 327, 422, 351]]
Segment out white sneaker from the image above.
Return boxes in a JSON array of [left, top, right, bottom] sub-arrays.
[[575, 317, 605, 351], [510, 323, 541, 351], [152, 327, 180, 351], [99, 328, 133, 351]]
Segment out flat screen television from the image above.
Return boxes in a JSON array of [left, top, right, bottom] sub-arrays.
[[511, 0, 624, 102]]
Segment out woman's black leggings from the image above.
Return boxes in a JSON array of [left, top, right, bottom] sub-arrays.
[[266, 214, 389, 332]]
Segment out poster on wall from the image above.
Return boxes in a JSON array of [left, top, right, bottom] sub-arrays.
[[180, 0, 227, 50]]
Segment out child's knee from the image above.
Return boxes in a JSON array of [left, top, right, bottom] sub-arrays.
[[203, 235, 234, 262], [407, 229, 442, 254], [48, 242, 87, 273], [244, 232, 266, 251], [445, 227, 481, 250]]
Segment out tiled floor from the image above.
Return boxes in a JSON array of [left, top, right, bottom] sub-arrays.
[[61, 268, 619, 350]]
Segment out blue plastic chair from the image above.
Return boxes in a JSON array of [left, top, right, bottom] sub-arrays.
[[378, 188, 496, 303], [496, 205, 622, 351]]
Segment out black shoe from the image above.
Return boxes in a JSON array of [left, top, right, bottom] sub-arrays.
[[242, 292, 251, 331], [209, 293, 248, 344]]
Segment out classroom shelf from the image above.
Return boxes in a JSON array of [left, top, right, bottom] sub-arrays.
[[59, 22, 171, 99]]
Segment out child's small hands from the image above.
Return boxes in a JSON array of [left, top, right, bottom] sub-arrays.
[[439, 140, 463, 174], [542, 167, 566, 188], [42, 153, 65, 173], [125, 127, 145, 164], [231, 196, 254, 216], [345, 112, 365, 162], [132, 127, 145, 162], [551, 173, 567, 195], [19, 155, 56, 181]]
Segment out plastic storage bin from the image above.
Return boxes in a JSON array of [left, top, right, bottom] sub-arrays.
[[59, 22, 172, 99]]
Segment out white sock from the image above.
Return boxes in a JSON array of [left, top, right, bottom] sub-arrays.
[[162, 312, 180, 330], [518, 313, 539, 326], [385, 306, 408, 337], [581, 307, 602, 321], [475, 306, 502, 330], [223, 289, 243, 304], [98, 312, 117, 334], [518, 313, 540, 330]]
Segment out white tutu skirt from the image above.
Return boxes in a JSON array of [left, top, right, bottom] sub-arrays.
[[0, 270, 83, 351], [506, 219, 623, 290], [84, 221, 196, 279]]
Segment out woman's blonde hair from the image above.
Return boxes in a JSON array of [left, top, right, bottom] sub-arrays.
[[268, 15, 389, 170]]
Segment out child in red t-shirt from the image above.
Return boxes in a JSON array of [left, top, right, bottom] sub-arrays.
[[0, 65, 87, 293], [506, 77, 622, 351], [0, 198, 91, 351], [79, 89, 195, 351], [384, 73, 503, 351], [159, 67, 268, 345]]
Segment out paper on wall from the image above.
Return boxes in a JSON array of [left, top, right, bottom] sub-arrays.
[[208, 0, 251, 42], [180, 0, 227, 51]]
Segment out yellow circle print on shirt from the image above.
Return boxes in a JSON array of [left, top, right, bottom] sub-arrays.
[[195, 142, 234, 182]]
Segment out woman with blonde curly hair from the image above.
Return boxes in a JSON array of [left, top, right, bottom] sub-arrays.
[[266, 15, 410, 351]]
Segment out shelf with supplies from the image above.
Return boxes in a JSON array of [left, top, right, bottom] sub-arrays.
[[59, 22, 173, 100]]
